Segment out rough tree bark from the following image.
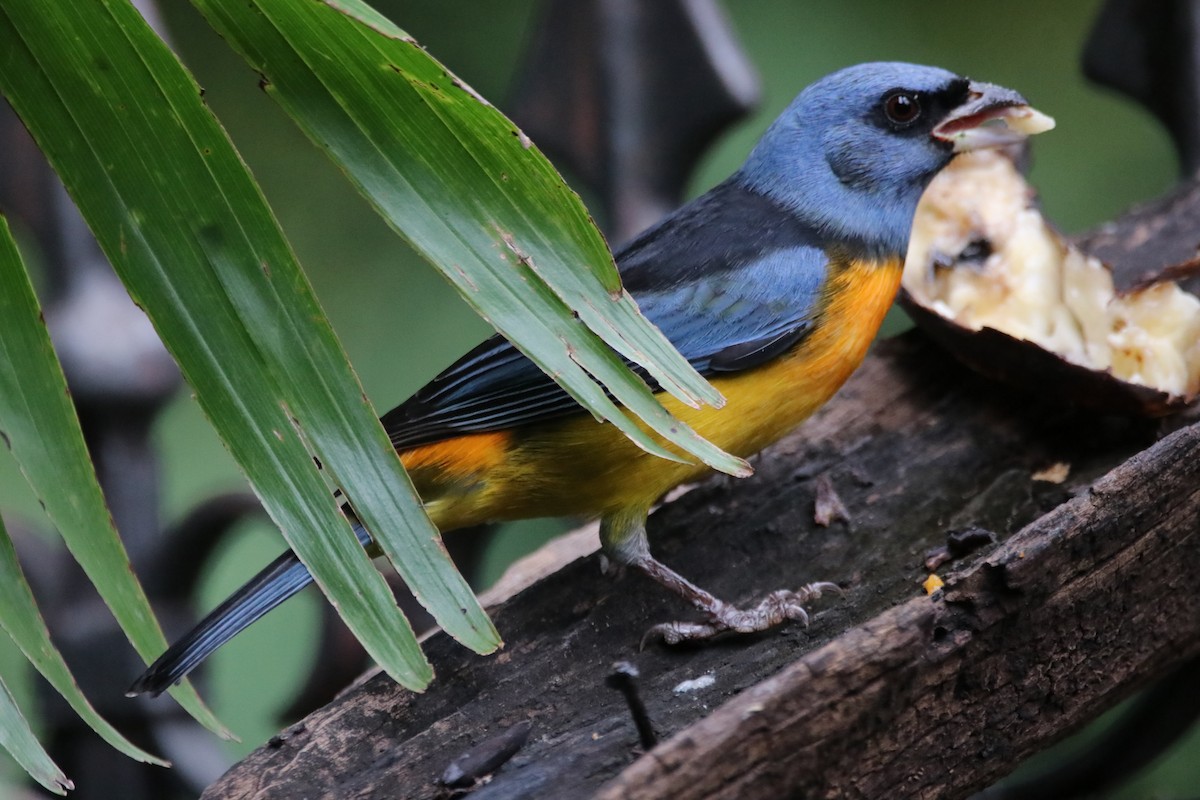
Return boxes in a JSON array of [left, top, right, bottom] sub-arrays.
[[200, 322, 1200, 799]]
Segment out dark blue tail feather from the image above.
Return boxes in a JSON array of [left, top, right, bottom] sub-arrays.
[[128, 524, 372, 697]]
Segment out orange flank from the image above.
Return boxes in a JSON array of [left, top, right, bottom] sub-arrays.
[[401, 255, 903, 534], [401, 430, 510, 476], [399, 431, 511, 531]]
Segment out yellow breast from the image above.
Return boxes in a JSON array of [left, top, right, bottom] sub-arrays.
[[671, 254, 904, 457], [406, 255, 903, 530]]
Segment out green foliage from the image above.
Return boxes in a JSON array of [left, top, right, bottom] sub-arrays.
[[0, 0, 730, 789]]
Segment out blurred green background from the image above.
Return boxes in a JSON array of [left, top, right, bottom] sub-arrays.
[[1, 0, 1196, 796]]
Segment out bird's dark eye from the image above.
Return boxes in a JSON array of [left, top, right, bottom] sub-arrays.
[[883, 91, 922, 126]]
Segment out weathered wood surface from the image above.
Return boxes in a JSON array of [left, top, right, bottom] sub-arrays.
[[201, 328, 1200, 800], [600, 405, 1200, 799]]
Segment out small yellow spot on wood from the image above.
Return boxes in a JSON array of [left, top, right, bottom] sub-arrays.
[[1032, 462, 1070, 483], [923, 574, 945, 595]]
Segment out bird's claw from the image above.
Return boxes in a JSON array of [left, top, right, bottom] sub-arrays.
[[641, 581, 840, 648]]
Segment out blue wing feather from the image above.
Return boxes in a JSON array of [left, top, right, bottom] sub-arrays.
[[383, 177, 829, 448]]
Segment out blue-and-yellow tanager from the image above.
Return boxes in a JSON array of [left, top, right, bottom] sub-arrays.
[[129, 63, 1052, 696]]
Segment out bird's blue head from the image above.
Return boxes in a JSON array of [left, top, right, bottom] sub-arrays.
[[739, 62, 1053, 258]]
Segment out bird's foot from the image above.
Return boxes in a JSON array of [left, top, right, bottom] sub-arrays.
[[642, 581, 840, 647]]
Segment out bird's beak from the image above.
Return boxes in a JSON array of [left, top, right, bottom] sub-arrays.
[[933, 81, 1055, 152]]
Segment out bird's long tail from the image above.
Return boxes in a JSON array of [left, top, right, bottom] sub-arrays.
[[127, 524, 372, 698]]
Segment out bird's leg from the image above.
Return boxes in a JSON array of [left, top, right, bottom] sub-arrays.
[[599, 511, 839, 646]]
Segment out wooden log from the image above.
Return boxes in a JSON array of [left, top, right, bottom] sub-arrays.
[[600, 400, 1200, 799], [201, 331, 1200, 800]]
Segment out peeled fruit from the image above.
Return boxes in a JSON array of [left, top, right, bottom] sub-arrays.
[[902, 149, 1200, 415]]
